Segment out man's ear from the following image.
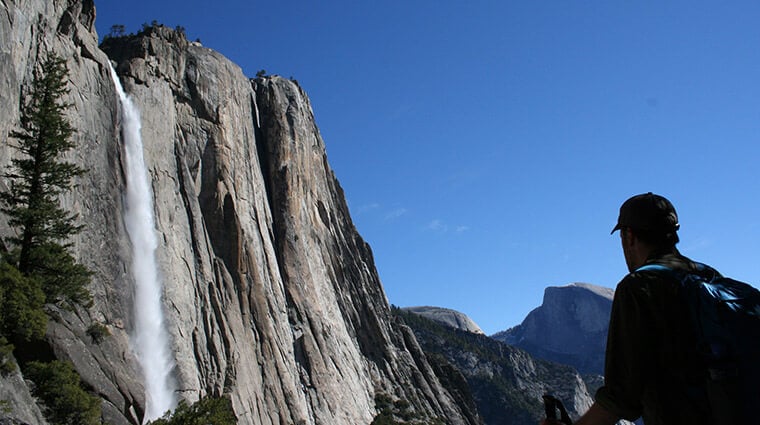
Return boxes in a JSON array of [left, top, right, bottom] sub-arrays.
[[620, 228, 634, 247]]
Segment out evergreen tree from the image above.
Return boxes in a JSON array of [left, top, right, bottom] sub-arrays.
[[24, 360, 101, 425], [0, 260, 46, 343], [147, 396, 237, 425], [1, 53, 91, 306], [0, 53, 100, 424]]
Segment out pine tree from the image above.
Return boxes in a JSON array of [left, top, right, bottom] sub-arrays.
[[0, 260, 46, 343], [1, 53, 91, 307], [0, 54, 98, 422]]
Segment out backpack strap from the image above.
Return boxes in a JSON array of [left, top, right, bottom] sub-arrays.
[[636, 263, 673, 273], [635, 262, 711, 280]]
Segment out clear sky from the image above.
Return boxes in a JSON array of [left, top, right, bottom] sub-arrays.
[[94, 1, 760, 335]]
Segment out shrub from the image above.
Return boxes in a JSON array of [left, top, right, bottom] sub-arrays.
[[86, 323, 110, 344], [148, 396, 237, 425], [0, 260, 46, 343], [0, 336, 15, 375], [24, 360, 101, 425]]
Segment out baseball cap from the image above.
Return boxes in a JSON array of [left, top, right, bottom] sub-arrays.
[[611, 192, 680, 234]]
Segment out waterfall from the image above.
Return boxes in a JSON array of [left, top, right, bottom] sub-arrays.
[[109, 65, 177, 422]]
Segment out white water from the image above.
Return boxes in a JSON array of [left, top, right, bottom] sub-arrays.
[[109, 65, 177, 422]]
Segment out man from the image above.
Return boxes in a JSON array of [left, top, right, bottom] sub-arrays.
[[543, 192, 719, 425]]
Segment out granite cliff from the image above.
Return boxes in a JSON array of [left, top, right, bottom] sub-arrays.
[[0, 1, 475, 423], [492, 283, 614, 375]]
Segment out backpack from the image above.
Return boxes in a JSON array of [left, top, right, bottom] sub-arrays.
[[636, 263, 760, 425]]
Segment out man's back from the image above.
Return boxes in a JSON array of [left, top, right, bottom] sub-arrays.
[[597, 249, 715, 424], [554, 192, 758, 425]]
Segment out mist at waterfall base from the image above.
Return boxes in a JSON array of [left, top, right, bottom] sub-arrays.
[[109, 66, 178, 422]]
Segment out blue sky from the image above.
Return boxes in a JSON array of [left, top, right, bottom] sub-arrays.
[[95, 1, 760, 334]]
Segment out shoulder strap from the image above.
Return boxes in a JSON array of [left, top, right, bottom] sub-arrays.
[[635, 262, 710, 278], [636, 263, 673, 273]]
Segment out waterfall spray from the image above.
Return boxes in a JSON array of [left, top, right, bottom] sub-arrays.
[[109, 65, 177, 422]]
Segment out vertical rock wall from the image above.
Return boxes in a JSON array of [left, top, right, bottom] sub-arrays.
[[1, 1, 142, 423], [0, 1, 473, 424]]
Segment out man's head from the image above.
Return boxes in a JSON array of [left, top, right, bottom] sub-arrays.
[[611, 192, 680, 245], [612, 192, 680, 270]]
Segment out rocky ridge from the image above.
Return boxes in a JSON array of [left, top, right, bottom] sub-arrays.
[[398, 309, 593, 425], [403, 307, 485, 335]]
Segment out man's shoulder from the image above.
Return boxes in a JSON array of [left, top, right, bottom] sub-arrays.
[[644, 252, 721, 280], [614, 271, 662, 300], [616, 260, 686, 296]]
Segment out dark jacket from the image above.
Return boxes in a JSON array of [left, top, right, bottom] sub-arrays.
[[595, 248, 719, 424]]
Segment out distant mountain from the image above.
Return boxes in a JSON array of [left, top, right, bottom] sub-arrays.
[[396, 307, 594, 425], [403, 306, 485, 334], [492, 283, 614, 375]]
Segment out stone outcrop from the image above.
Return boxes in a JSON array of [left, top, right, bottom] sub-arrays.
[[492, 283, 613, 375], [0, 2, 474, 424], [404, 306, 485, 335]]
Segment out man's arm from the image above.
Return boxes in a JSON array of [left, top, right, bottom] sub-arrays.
[[573, 402, 620, 425], [540, 402, 619, 425]]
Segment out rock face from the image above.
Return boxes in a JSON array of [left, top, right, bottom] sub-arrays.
[[0, 2, 474, 424], [404, 306, 485, 335], [0, 355, 47, 425], [492, 283, 613, 375], [398, 309, 593, 425]]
